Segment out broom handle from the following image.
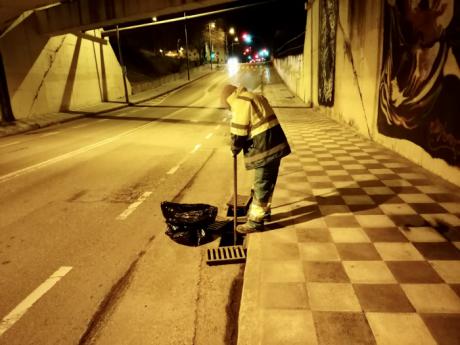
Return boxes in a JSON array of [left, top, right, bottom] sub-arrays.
[[233, 154, 237, 246]]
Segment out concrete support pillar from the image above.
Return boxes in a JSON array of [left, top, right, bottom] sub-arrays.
[[0, 52, 15, 122]]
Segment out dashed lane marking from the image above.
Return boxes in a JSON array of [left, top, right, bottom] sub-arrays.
[[40, 131, 60, 137], [0, 266, 73, 337], [205, 133, 214, 140], [166, 155, 189, 175], [116, 191, 153, 220], [71, 123, 89, 129], [166, 164, 181, 175], [215, 125, 221, 130], [191, 143, 202, 154], [166, 143, 202, 175]]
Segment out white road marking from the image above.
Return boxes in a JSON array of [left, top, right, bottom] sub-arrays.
[[166, 143, 201, 175], [166, 165, 180, 175], [0, 121, 155, 184], [0, 141, 21, 148], [71, 123, 89, 129], [96, 119, 108, 123], [215, 125, 221, 130], [40, 131, 60, 137], [0, 266, 72, 337], [191, 144, 201, 154], [126, 108, 145, 114], [116, 191, 153, 220], [222, 117, 227, 122], [205, 133, 213, 140], [166, 155, 188, 175]]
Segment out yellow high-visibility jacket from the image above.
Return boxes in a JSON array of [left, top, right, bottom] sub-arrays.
[[227, 86, 291, 169]]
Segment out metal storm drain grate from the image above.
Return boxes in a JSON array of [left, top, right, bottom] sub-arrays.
[[206, 245, 246, 265]]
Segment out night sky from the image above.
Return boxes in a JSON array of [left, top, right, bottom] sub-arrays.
[[114, 0, 307, 59]]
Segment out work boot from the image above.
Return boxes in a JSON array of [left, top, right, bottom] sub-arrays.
[[263, 211, 271, 222], [236, 221, 264, 234]]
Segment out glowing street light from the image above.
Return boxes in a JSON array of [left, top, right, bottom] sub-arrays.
[[229, 27, 235, 35], [152, 16, 157, 22]]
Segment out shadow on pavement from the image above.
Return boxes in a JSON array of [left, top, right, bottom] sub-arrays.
[[263, 182, 396, 232]]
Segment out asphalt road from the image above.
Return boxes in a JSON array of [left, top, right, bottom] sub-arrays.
[[0, 64, 265, 344]]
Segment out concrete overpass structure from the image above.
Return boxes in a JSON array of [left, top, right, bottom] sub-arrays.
[[0, 0, 237, 35], [0, 0, 237, 123], [34, 0, 239, 35]]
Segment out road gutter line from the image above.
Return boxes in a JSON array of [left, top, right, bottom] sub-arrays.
[[116, 191, 153, 220], [78, 251, 146, 345], [0, 266, 73, 337]]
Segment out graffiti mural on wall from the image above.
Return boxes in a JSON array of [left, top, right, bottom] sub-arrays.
[[378, 0, 460, 166], [318, 0, 338, 106]]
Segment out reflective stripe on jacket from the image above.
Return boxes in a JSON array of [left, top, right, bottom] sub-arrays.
[[227, 86, 291, 169]]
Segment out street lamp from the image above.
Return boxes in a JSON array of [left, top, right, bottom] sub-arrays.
[[229, 27, 235, 35]]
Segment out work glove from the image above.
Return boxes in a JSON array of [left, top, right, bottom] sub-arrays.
[[231, 145, 242, 156]]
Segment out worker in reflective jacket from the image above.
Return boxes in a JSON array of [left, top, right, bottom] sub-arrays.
[[221, 84, 291, 234]]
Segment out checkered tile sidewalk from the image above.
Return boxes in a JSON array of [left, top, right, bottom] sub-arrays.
[[238, 110, 460, 345]]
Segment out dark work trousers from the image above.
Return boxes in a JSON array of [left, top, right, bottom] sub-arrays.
[[248, 158, 281, 226]]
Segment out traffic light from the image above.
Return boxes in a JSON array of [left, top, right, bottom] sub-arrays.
[[260, 48, 269, 57], [242, 33, 252, 44]]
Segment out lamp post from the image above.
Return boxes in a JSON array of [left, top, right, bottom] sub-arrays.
[[184, 12, 190, 80], [208, 22, 215, 70], [231, 37, 239, 56], [228, 27, 235, 57]]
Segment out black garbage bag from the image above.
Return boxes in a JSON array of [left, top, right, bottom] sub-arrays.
[[161, 201, 218, 246]]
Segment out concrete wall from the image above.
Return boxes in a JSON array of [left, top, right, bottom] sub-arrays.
[[0, 16, 129, 119], [274, 0, 460, 187], [130, 64, 210, 94], [273, 55, 309, 105]]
